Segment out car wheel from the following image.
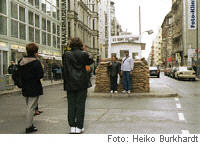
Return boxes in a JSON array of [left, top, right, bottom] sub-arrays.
[[157, 75, 160, 78], [192, 78, 196, 81]]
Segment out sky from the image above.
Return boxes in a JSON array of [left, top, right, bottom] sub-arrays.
[[113, 0, 172, 58]]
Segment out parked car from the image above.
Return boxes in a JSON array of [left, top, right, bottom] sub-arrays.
[[174, 66, 196, 81], [164, 68, 171, 76], [169, 67, 177, 78], [149, 67, 160, 78]]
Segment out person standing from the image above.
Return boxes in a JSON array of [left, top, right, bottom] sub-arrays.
[[108, 56, 121, 94], [62, 37, 94, 134], [19, 43, 44, 133], [121, 51, 134, 94], [8, 61, 17, 75]]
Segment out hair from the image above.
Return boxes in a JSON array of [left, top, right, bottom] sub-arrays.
[[112, 55, 117, 59], [69, 37, 83, 50], [26, 43, 39, 57]]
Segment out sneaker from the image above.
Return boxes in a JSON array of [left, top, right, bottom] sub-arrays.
[[76, 127, 84, 134], [70, 127, 76, 134], [122, 90, 127, 93], [127, 90, 131, 94], [110, 90, 113, 94], [26, 125, 38, 134], [114, 91, 118, 94]]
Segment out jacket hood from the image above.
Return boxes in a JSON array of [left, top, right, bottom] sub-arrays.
[[19, 57, 37, 66]]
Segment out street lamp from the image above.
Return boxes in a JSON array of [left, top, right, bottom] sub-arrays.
[[139, 29, 154, 43]]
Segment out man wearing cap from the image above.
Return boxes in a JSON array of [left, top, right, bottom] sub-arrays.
[[120, 50, 134, 94]]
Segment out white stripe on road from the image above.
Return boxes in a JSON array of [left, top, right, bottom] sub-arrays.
[[176, 103, 182, 109], [175, 97, 179, 101], [182, 130, 190, 134], [178, 113, 185, 121]]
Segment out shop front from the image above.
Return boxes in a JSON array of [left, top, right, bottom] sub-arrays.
[[10, 44, 26, 63], [0, 42, 9, 75]]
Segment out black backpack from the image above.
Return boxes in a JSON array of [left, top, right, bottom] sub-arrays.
[[12, 64, 22, 88]]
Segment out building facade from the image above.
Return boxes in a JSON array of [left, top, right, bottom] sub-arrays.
[[153, 29, 162, 67], [65, 0, 99, 59], [0, 0, 62, 75], [161, 0, 200, 68]]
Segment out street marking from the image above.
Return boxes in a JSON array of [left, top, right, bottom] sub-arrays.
[[182, 130, 190, 134], [175, 98, 179, 101], [176, 103, 182, 109], [178, 113, 185, 121]]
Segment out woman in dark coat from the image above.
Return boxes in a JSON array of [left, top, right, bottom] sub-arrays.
[[19, 43, 44, 133]]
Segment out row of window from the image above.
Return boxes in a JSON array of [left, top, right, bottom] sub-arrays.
[[0, 0, 60, 21]]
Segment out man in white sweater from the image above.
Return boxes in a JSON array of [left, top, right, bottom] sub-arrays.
[[120, 51, 134, 94]]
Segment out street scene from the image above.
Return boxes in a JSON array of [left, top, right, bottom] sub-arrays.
[[0, 74, 200, 134], [0, 0, 200, 136]]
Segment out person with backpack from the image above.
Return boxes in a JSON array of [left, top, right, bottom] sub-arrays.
[[62, 38, 94, 134], [107, 56, 121, 94], [19, 43, 44, 133], [8, 61, 17, 75], [121, 50, 134, 94]]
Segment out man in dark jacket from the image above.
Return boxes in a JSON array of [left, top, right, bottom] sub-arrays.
[[19, 43, 44, 133], [8, 61, 17, 74], [62, 37, 93, 134], [108, 56, 121, 93]]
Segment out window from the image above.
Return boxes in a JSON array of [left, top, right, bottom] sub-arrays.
[[57, 25, 60, 36], [53, 36, 56, 48], [52, 0, 56, 7], [47, 20, 51, 32], [47, 33, 51, 46], [35, 14, 40, 28], [53, 23, 56, 34], [19, 6, 25, 22], [93, 19, 95, 30], [46, 2, 51, 16], [57, 37, 60, 48], [52, 7, 56, 19], [11, 2, 18, 19], [28, 11, 34, 25], [57, 9, 60, 21], [29, 27, 34, 42], [41, 0, 46, 13], [35, 29, 40, 44], [3, 51, 8, 74], [0, 0, 6, 14], [42, 32, 46, 45], [42, 18, 46, 30], [56, 0, 59, 8], [35, 0, 39, 9], [68, 22, 71, 38], [11, 20, 18, 38], [19, 23, 26, 40], [0, 16, 7, 35], [93, 37, 95, 48], [28, 0, 34, 5], [68, 0, 70, 11]]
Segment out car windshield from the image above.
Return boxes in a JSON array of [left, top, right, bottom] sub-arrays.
[[150, 67, 157, 70], [179, 67, 187, 71]]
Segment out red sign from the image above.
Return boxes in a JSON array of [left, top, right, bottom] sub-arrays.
[[168, 57, 172, 62]]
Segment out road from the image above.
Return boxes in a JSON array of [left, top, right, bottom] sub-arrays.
[[0, 73, 199, 134]]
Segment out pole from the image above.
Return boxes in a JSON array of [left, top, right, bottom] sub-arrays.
[[107, 0, 111, 58], [196, 0, 199, 77], [139, 6, 141, 35]]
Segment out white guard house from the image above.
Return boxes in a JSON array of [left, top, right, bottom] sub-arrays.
[[110, 33, 145, 59]]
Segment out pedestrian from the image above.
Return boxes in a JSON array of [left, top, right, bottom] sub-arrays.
[[121, 50, 134, 94], [107, 55, 121, 94], [62, 37, 94, 134], [192, 64, 197, 76], [8, 61, 17, 75], [19, 43, 44, 133]]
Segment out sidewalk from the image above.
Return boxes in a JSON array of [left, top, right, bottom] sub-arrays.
[[0, 80, 63, 96]]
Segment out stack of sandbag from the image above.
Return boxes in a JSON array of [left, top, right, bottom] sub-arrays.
[[95, 58, 150, 93], [94, 62, 110, 92], [131, 59, 150, 93]]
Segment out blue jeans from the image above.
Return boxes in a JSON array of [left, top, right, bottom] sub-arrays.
[[123, 71, 131, 91]]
